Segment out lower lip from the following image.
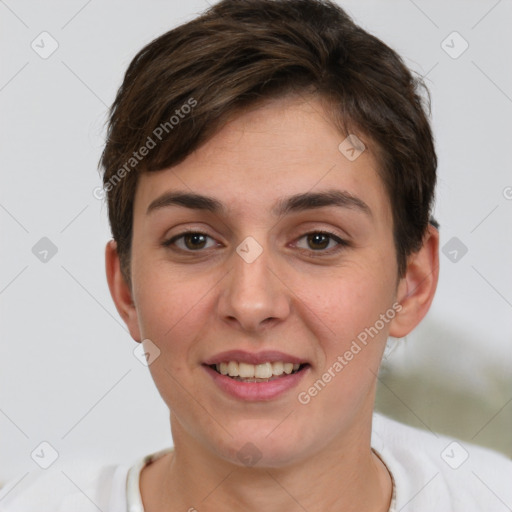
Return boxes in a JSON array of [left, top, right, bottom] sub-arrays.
[[203, 364, 309, 401]]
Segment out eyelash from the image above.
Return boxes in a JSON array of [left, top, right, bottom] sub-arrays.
[[162, 230, 349, 256]]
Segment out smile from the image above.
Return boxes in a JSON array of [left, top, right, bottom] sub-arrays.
[[202, 354, 310, 400], [211, 361, 306, 382]]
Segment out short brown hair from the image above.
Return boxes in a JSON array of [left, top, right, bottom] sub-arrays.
[[100, 0, 437, 286]]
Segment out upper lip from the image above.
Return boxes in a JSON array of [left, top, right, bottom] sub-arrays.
[[203, 350, 307, 366]]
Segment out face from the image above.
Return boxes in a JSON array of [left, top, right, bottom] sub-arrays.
[[126, 96, 404, 466]]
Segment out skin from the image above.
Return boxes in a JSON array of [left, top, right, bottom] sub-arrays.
[[106, 95, 439, 511]]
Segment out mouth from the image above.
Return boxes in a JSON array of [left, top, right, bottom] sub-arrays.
[[202, 351, 311, 401], [207, 361, 310, 382]]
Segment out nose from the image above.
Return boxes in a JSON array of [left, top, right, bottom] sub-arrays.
[[217, 241, 291, 333]]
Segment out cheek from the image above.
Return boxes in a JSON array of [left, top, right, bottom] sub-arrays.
[[133, 267, 201, 348], [300, 261, 393, 341], [134, 270, 213, 406], [296, 273, 394, 419]]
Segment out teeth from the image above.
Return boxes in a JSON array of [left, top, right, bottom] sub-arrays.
[[283, 363, 293, 374], [227, 361, 239, 377], [272, 361, 284, 376], [255, 362, 273, 379], [238, 362, 255, 378], [214, 361, 303, 379]]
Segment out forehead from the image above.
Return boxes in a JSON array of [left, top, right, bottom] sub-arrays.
[[134, 96, 392, 228]]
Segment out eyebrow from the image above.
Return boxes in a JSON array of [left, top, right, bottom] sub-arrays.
[[146, 189, 373, 218]]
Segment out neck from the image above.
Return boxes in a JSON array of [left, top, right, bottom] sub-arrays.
[[140, 413, 392, 512]]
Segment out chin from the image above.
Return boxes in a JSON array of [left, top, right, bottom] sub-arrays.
[[212, 425, 309, 469]]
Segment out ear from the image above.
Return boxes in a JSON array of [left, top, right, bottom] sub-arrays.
[[389, 224, 439, 338], [105, 240, 142, 342]]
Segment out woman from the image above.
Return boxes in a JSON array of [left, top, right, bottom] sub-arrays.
[[2, 1, 510, 510]]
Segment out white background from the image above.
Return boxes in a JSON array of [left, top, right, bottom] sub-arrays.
[[1, 0, 511, 489]]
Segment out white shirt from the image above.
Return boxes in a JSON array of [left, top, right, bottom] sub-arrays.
[[1, 413, 511, 511]]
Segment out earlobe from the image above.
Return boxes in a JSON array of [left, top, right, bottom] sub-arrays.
[[105, 240, 142, 342], [389, 224, 440, 339]]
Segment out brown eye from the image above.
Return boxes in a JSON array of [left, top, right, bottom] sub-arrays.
[[183, 233, 208, 250], [294, 231, 348, 255], [163, 232, 217, 251], [307, 233, 331, 250]]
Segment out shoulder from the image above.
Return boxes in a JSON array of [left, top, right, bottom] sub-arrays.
[[372, 413, 512, 512], [0, 459, 130, 512]]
